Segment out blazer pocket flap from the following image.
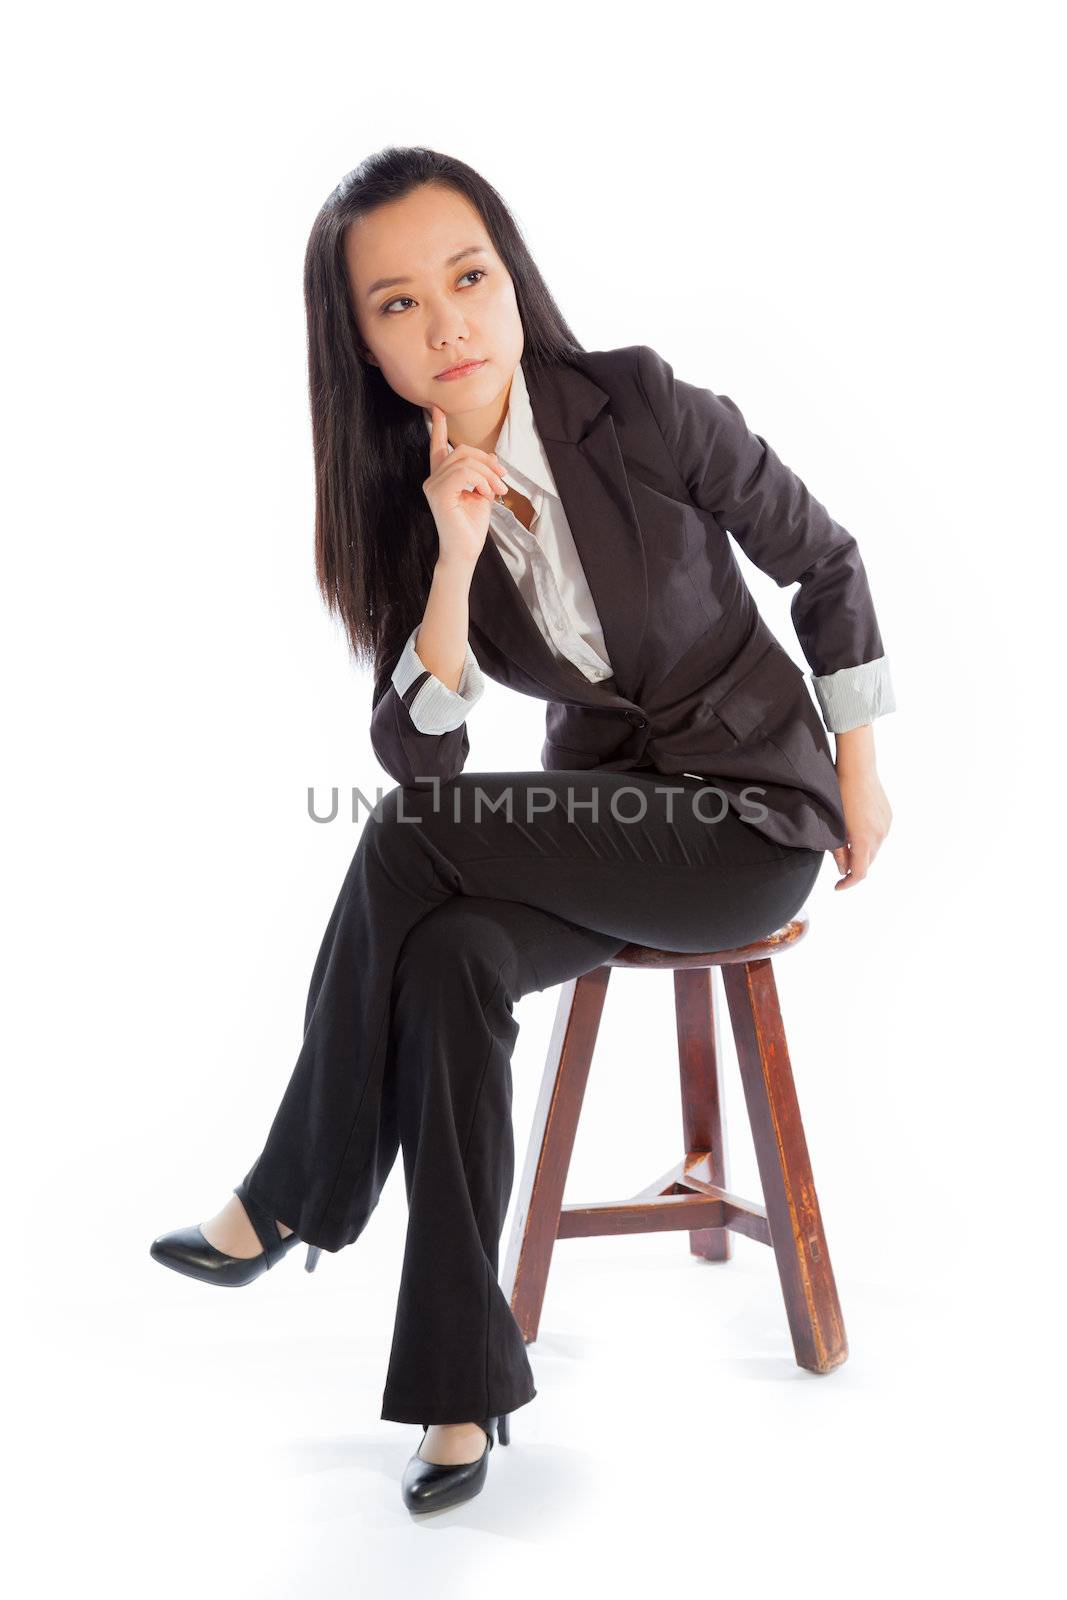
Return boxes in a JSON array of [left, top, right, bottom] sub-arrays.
[[711, 644, 806, 742]]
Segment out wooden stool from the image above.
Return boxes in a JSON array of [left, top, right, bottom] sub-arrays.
[[500, 911, 847, 1375]]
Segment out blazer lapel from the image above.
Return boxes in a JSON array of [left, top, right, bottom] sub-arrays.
[[467, 353, 649, 705]]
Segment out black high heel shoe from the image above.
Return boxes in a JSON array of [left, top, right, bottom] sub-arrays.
[[149, 1181, 323, 1287], [400, 1412, 511, 1514]]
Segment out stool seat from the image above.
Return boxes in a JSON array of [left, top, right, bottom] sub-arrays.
[[605, 913, 809, 969], [500, 905, 848, 1377]]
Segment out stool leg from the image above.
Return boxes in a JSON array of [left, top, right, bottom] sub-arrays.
[[501, 966, 612, 1343], [721, 957, 848, 1374], [674, 967, 732, 1262]]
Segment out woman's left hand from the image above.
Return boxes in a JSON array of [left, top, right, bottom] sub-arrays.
[[831, 726, 893, 888]]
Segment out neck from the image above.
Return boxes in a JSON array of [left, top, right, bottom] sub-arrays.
[[425, 368, 515, 454]]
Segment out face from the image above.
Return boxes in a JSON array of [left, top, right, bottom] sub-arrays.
[[344, 184, 524, 444]]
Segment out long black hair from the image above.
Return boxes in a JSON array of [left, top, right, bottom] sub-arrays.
[[303, 145, 584, 687]]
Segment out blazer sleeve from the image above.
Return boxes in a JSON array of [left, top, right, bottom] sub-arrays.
[[369, 623, 484, 787], [634, 343, 896, 734]]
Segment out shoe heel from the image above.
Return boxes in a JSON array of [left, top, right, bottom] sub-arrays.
[[496, 1412, 510, 1447], [305, 1245, 322, 1273]]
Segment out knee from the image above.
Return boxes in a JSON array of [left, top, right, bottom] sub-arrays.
[[394, 902, 519, 1006], [361, 782, 437, 864], [367, 781, 425, 830]]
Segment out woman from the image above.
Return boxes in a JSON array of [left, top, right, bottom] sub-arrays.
[[150, 146, 895, 1515]]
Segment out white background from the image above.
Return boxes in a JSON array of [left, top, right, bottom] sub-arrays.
[[4, 1, 1062, 1594]]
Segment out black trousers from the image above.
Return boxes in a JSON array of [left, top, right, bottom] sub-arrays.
[[241, 769, 823, 1427]]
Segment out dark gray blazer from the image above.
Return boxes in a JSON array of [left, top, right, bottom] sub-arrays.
[[370, 344, 894, 854]]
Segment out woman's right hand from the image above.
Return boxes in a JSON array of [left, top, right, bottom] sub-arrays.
[[422, 401, 508, 568]]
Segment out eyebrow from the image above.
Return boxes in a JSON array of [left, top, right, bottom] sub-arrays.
[[364, 246, 489, 300]]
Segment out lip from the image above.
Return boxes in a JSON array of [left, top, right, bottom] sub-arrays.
[[435, 358, 487, 381]]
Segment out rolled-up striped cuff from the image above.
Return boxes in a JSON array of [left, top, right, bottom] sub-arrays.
[[811, 654, 896, 733], [390, 624, 486, 734]]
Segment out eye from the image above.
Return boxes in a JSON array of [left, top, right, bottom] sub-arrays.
[[380, 268, 488, 315]]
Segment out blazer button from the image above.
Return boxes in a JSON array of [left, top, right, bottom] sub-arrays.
[[624, 711, 647, 727]]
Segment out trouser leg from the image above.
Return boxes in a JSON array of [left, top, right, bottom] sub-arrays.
[[241, 770, 823, 1255], [378, 894, 629, 1425]]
